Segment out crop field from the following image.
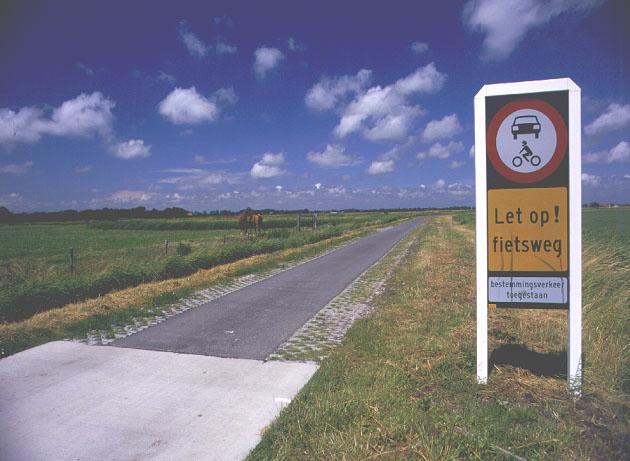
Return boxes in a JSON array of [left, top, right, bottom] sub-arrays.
[[251, 208, 629, 459], [0, 211, 418, 323]]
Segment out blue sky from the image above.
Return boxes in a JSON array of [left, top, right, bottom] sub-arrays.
[[0, 0, 628, 211]]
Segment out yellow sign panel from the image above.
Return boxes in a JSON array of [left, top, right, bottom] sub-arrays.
[[488, 187, 567, 272]]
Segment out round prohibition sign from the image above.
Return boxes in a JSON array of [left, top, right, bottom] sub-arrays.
[[487, 99, 568, 183]]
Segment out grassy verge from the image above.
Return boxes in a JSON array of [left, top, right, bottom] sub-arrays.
[[0, 223, 388, 358], [250, 215, 628, 460]]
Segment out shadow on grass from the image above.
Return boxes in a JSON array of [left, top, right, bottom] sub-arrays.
[[490, 344, 567, 378]]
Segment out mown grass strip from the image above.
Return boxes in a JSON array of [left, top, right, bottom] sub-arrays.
[[249, 214, 628, 460]]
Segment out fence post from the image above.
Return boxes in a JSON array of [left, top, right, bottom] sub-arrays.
[[312, 212, 318, 230], [69, 247, 75, 275], [165, 239, 169, 255], [297, 214, 301, 232]]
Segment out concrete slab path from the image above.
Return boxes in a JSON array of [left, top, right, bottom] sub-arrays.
[[0, 341, 317, 461]]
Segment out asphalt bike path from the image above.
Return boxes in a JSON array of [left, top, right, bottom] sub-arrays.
[[113, 217, 425, 359]]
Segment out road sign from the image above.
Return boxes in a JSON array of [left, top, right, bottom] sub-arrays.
[[488, 187, 567, 273], [487, 99, 568, 183], [474, 79, 582, 393]]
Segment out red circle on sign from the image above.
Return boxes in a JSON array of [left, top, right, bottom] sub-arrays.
[[487, 99, 567, 183]]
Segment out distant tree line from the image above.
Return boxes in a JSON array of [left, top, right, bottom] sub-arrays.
[[582, 202, 629, 208], [0, 205, 475, 224], [0, 206, 191, 223]]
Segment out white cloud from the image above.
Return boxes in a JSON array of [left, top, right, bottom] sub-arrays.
[[107, 190, 157, 203], [216, 41, 237, 55], [0, 192, 28, 210], [417, 141, 465, 160], [421, 114, 462, 141], [46, 92, 115, 139], [214, 87, 238, 106], [0, 92, 115, 145], [74, 165, 93, 174], [192, 155, 237, 165], [160, 168, 204, 174], [332, 63, 446, 141], [463, 0, 604, 61], [0, 106, 45, 144], [253, 46, 284, 78], [0, 160, 33, 174], [609, 141, 630, 162], [305, 69, 372, 111], [367, 159, 395, 175], [411, 41, 429, 54], [179, 21, 208, 58], [275, 185, 283, 191], [583, 141, 630, 164], [585, 103, 630, 135], [435, 179, 446, 189], [260, 152, 284, 166], [76, 63, 94, 76], [178, 21, 236, 58], [158, 86, 236, 125], [251, 152, 286, 178], [213, 15, 234, 27], [251, 164, 283, 179], [159, 87, 217, 124], [314, 182, 322, 190], [165, 192, 185, 202], [581, 173, 601, 187], [381, 145, 403, 161], [327, 186, 347, 195], [307, 144, 359, 167], [449, 160, 466, 169], [393, 63, 447, 95], [447, 182, 472, 196], [364, 143, 411, 175], [469, 145, 475, 158], [197, 172, 228, 185], [157, 168, 240, 188], [363, 106, 422, 141], [287, 37, 305, 51], [112, 139, 151, 159], [157, 71, 176, 84]]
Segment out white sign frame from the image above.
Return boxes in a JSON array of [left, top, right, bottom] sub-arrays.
[[474, 78, 582, 393]]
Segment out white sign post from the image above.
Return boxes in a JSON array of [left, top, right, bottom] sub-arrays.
[[474, 78, 582, 394]]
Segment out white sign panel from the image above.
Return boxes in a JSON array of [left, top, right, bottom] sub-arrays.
[[488, 277, 568, 304], [474, 78, 582, 393]]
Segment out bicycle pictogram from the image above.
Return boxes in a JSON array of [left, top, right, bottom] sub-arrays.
[[512, 140, 541, 168]]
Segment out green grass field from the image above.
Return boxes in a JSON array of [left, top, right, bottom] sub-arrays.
[[0, 222, 231, 287], [0, 212, 416, 322], [250, 208, 629, 460], [0, 212, 409, 280], [0, 226, 379, 358]]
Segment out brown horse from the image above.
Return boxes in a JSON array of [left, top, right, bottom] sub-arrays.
[[238, 207, 253, 235], [252, 213, 263, 235]]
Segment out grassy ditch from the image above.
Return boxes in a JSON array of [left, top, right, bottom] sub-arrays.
[[0, 225, 382, 358], [250, 213, 628, 460]]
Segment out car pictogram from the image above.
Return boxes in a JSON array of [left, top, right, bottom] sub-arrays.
[[511, 115, 541, 139]]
